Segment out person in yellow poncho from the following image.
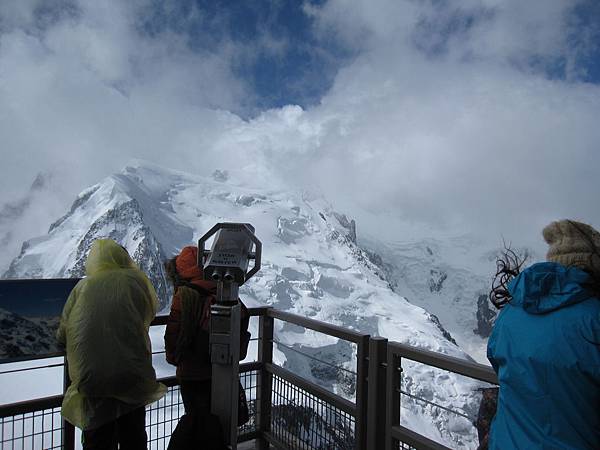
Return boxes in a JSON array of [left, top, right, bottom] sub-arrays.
[[57, 239, 167, 449]]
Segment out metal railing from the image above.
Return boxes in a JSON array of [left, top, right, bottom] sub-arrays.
[[255, 308, 369, 450], [0, 306, 497, 450], [0, 395, 63, 449], [385, 342, 498, 450]]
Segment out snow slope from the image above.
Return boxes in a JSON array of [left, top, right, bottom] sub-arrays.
[[361, 236, 536, 363]]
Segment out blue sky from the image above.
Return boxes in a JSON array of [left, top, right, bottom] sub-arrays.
[[570, 1, 600, 83], [147, 0, 600, 110], [0, 0, 600, 267], [137, 0, 354, 112], [133, 0, 600, 111], [4, 0, 599, 111]]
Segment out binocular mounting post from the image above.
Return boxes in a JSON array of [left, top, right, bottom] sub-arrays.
[[210, 280, 241, 450]]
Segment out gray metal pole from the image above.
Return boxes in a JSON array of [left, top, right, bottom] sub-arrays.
[[385, 351, 402, 450], [62, 359, 75, 450], [255, 313, 274, 450], [366, 337, 388, 450], [355, 334, 370, 450], [211, 281, 241, 450]]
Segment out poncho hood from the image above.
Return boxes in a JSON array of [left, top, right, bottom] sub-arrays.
[[85, 239, 137, 276]]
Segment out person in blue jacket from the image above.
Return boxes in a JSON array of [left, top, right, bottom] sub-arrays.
[[487, 219, 600, 450]]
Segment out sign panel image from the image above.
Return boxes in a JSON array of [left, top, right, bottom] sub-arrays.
[[0, 278, 80, 363]]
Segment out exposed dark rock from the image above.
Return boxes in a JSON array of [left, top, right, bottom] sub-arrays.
[[428, 269, 448, 293], [277, 217, 311, 244], [212, 169, 229, 182], [427, 313, 457, 345], [359, 249, 399, 289], [333, 213, 357, 244], [474, 294, 496, 337], [270, 276, 307, 309]]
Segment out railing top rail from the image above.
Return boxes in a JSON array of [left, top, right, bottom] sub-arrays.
[[0, 353, 65, 366], [0, 394, 63, 418], [389, 341, 498, 385], [268, 309, 368, 344], [247, 306, 271, 317]]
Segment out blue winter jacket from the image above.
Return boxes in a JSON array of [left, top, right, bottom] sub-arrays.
[[488, 262, 600, 450]]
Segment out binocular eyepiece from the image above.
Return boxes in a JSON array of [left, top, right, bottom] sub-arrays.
[[198, 223, 262, 286], [210, 269, 236, 282]]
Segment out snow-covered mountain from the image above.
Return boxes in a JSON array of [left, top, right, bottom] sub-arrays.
[[3, 167, 192, 310], [3, 163, 489, 448], [362, 237, 502, 363], [360, 235, 535, 364]]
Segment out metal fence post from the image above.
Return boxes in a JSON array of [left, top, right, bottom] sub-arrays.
[[62, 358, 75, 450], [385, 350, 401, 450], [366, 337, 387, 450], [256, 312, 274, 450], [211, 301, 241, 449], [355, 335, 370, 450]]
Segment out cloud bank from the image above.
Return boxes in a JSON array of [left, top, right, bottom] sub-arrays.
[[1, 0, 599, 269]]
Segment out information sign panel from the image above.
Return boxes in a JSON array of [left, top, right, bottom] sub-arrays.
[[0, 278, 80, 363]]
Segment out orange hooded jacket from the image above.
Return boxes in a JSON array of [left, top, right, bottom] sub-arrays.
[[164, 246, 249, 380]]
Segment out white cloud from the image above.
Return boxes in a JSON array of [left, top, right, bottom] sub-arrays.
[[223, 0, 600, 248], [0, 0, 599, 270], [0, 0, 252, 268]]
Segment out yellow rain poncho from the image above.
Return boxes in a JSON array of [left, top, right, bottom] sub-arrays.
[[57, 239, 167, 430]]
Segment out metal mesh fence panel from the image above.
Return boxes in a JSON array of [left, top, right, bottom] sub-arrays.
[[394, 440, 416, 450], [270, 374, 355, 450], [0, 407, 63, 450], [239, 369, 259, 438], [0, 372, 257, 450], [146, 372, 257, 449], [146, 384, 184, 450]]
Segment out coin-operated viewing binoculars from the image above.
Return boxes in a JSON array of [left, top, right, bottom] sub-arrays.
[[198, 223, 261, 449], [199, 222, 261, 301]]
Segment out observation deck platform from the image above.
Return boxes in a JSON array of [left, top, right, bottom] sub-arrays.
[[0, 306, 498, 450]]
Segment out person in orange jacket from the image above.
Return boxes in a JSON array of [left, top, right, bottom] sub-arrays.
[[163, 246, 250, 421]]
